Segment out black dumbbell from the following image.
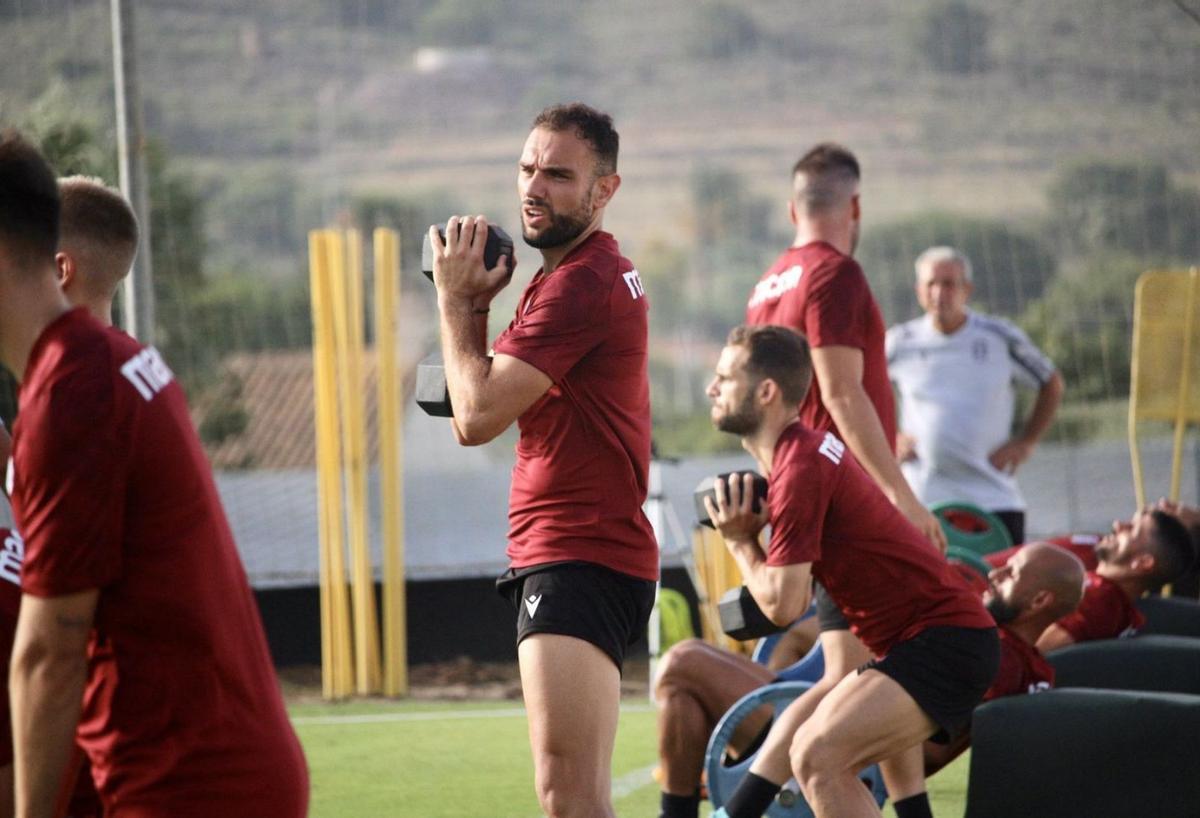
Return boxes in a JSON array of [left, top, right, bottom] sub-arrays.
[[693, 472, 769, 529], [718, 585, 784, 641], [421, 223, 514, 283], [415, 352, 453, 417]]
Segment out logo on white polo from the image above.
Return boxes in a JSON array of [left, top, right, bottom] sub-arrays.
[[524, 594, 543, 619]]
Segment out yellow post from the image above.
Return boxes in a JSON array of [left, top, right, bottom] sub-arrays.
[[309, 230, 354, 699], [374, 228, 408, 697], [334, 229, 383, 694], [1169, 268, 1199, 501]]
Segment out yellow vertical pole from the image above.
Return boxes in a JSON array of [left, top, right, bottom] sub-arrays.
[[374, 228, 408, 697], [309, 230, 353, 699], [335, 229, 383, 694], [1169, 268, 1199, 502]]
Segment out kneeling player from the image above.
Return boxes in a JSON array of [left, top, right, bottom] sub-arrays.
[[703, 325, 998, 818]]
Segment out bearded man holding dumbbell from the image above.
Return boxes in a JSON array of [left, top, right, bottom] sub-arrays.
[[699, 324, 997, 818], [428, 102, 658, 818]]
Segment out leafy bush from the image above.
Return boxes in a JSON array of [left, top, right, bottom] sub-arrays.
[[1047, 160, 1200, 262], [908, 0, 990, 74], [684, 1, 761, 60]]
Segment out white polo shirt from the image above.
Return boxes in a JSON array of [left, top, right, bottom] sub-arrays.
[[886, 309, 1056, 511]]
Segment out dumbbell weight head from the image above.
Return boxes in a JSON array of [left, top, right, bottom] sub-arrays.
[[693, 472, 769, 529], [421, 223, 514, 283], [415, 352, 453, 417], [718, 585, 783, 641]]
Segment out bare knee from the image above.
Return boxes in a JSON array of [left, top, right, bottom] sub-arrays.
[[534, 751, 609, 818], [654, 638, 714, 700], [791, 721, 842, 792]]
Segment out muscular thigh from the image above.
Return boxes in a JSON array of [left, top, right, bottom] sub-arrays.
[[799, 669, 937, 773], [520, 633, 621, 763]]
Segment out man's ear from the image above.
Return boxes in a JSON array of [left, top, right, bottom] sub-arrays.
[[1026, 589, 1054, 616], [756, 378, 778, 406], [592, 173, 621, 210], [1131, 552, 1157, 575], [55, 251, 73, 289], [788, 199, 798, 226]]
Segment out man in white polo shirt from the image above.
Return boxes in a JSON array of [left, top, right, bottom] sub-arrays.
[[886, 246, 1064, 544]]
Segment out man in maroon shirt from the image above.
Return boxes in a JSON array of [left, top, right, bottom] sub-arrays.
[[744, 144, 942, 551], [980, 510, 1194, 653], [919, 541, 1083, 774], [428, 103, 657, 818], [0, 132, 308, 817], [702, 324, 996, 818], [709, 144, 945, 818]]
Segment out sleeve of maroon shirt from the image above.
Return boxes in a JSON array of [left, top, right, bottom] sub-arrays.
[[492, 263, 610, 383], [802, 258, 870, 350], [16, 363, 127, 597], [1053, 580, 1120, 643], [765, 445, 829, 567]]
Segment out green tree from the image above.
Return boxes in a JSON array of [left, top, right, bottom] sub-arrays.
[[1047, 160, 1200, 261], [908, 0, 990, 74], [857, 211, 1055, 323], [1019, 256, 1143, 404], [684, 1, 761, 60]]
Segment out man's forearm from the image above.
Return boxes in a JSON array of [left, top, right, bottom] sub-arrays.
[[11, 649, 86, 818], [1019, 372, 1063, 445], [726, 541, 810, 626], [825, 387, 918, 507], [439, 297, 494, 441]]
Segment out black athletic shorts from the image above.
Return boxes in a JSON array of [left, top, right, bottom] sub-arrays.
[[814, 581, 850, 632], [496, 561, 656, 674], [862, 625, 1000, 743]]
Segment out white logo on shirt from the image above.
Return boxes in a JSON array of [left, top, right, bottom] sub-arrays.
[[120, 347, 176, 402], [524, 594, 542, 619], [0, 529, 24, 586], [748, 265, 803, 308], [818, 432, 845, 465], [1028, 681, 1051, 694], [622, 270, 645, 300]]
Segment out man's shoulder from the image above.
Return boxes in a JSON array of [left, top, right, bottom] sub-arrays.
[[775, 425, 845, 472], [559, 231, 632, 281], [969, 312, 1026, 343], [887, 316, 926, 342]]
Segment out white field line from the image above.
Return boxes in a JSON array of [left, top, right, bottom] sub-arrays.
[[291, 702, 656, 726], [611, 763, 658, 800]]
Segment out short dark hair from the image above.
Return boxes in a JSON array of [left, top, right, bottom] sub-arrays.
[[532, 102, 619, 176], [791, 143, 860, 213], [59, 176, 139, 253], [1148, 510, 1197, 587], [0, 130, 59, 271], [726, 324, 812, 405]]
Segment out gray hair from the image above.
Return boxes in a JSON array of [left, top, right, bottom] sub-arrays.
[[914, 245, 972, 282]]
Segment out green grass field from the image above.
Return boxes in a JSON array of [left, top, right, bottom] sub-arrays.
[[291, 699, 970, 817]]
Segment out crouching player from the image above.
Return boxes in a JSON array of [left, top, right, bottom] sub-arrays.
[[703, 325, 998, 818]]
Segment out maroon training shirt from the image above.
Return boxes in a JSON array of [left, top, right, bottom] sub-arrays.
[[493, 231, 658, 581], [745, 241, 896, 448], [985, 625, 1054, 701], [766, 423, 993, 656], [1055, 573, 1144, 642], [12, 309, 308, 817]]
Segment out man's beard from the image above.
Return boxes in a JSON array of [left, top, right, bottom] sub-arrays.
[[522, 196, 593, 250], [985, 593, 1020, 625], [714, 392, 761, 436]]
